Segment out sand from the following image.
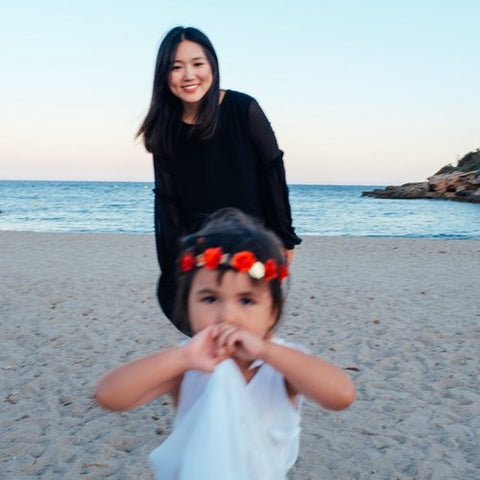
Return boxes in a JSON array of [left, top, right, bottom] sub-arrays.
[[1, 231, 479, 479]]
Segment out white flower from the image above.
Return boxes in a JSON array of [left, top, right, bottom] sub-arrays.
[[248, 261, 265, 279], [195, 254, 205, 267]]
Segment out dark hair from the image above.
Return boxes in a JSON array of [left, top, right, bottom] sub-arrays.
[[174, 208, 288, 336], [136, 26, 220, 156]]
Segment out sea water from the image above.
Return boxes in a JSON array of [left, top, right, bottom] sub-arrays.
[[0, 181, 479, 239]]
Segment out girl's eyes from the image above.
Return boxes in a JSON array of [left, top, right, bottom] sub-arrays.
[[239, 297, 255, 306], [199, 296, 255, 306], [200, 296, 217, 304]]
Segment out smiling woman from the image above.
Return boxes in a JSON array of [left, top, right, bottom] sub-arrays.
[[168, 40, 214, 122], [136, 26, 302, 334]]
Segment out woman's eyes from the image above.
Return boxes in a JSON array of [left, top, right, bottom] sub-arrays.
[[170, 62, 205, 71]]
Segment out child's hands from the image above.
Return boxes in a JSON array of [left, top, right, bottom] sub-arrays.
[[185, 323, 268, 371], [215, 323, 267, 363], [183, 325, 229, 372]]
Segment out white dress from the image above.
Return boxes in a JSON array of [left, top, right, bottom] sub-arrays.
[[149, 341, 303, 480]]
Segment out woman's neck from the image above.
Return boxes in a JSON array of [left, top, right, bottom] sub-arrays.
[[182, 104, 199, 125], [181, 90, 226, 124]]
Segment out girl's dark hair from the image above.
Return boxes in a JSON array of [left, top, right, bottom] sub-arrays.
[[174, 208, 288, 336], [136, 26, 220, 156]]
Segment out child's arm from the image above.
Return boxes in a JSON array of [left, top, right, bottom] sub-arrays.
[[95, 325, 225, 411], [216, 325, 355, 411], [261, 341, 355, 411]]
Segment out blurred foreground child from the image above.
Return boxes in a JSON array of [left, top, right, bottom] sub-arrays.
[[96, 208, 355, 479]]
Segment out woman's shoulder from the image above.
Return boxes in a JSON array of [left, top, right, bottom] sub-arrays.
[[221, 90, 261, 125], [223, 89, 257, 107]]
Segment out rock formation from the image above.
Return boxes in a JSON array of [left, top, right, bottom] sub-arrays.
[[362, 150, 480, 203]]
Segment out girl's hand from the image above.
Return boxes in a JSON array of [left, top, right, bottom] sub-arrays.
[[215, 323, 266, 362], [183, 325, 228, 372]]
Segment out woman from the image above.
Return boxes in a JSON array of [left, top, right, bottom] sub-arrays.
[[137, 26, 301, 334]]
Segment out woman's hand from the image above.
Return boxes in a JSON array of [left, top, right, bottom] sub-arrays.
[[285, 249, 294, 265]]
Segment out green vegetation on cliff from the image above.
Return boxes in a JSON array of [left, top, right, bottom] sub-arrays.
[[436, 150, 480, 175]]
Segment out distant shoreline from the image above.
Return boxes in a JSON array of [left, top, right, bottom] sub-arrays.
[[0, 179, 387, 187], [1, 230, 479, 240], [1, 182, 479, 238]]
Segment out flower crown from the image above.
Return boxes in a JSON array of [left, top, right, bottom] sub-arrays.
[[180, 247, 288, 282]]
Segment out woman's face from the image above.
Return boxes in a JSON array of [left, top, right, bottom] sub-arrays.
[[168, 40, 213, 111]]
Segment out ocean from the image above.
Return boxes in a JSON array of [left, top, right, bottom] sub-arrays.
[[1, 181, 479, 239]]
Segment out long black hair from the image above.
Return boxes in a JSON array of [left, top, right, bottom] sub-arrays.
[[137, 26, 220, 156]]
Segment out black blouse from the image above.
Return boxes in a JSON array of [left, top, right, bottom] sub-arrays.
[[153, 90, 301, 275]]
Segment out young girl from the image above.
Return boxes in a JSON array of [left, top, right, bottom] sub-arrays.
[[95, 209, 355, 479], [136, 26, 301, 333]]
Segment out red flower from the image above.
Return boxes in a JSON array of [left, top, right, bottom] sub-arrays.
[[264, 259, 278, 280], [279, 264, 289, 281], [203, 247, 223, 269], [231, 251, 257, 272], [181, 252, 195, 272]]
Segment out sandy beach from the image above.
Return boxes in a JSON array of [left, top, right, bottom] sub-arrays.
[[1, 231, 479, 479]]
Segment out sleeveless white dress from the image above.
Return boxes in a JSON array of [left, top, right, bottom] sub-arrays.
[[149, 341, 303, 480]]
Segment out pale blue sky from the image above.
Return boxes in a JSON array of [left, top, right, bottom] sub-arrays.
[[1, 0, 479, 184]]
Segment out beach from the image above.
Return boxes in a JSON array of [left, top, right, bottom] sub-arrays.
[[1, 231, 479, 479]]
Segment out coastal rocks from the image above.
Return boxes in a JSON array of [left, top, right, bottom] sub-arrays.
[[362, 182, 429, 200], [362, 150, 480, 203]]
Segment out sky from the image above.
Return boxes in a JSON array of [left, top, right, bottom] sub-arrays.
[[1, 0, 479, 185]]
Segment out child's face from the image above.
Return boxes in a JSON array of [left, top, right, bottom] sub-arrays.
[[188, 268, 277, 337]]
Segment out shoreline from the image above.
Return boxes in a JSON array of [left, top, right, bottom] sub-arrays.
[[1, 229, 480, 240], [2, 183, 480, 240], [2, 232, 479, 479]]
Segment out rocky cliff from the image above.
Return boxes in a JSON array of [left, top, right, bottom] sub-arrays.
[[362, 150, 480, 203]]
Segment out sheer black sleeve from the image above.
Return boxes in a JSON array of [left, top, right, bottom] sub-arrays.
[[248, 100, 302, 249], [152, 154, 186, 273]]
